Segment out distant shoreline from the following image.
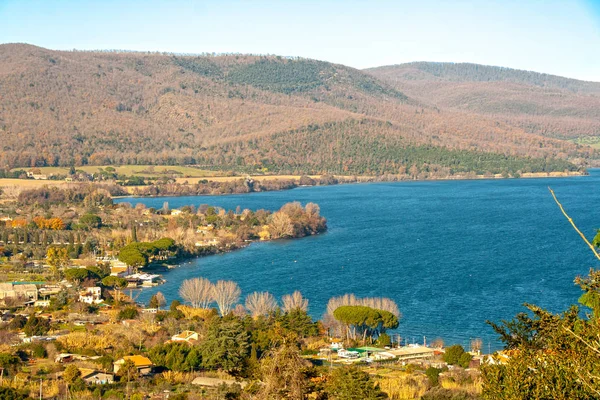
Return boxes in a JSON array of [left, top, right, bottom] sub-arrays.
[[111, 170, 588, 199], [0, 170, 587, 200]]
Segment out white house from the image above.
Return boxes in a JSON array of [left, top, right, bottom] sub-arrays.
[[78, 287, 103, 304]]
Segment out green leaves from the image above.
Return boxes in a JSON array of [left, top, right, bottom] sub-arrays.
[[200, 316, 250, 375], [333, 305, 399, 341], [325, 366, 387, 400], [482, 269, 600, 399]]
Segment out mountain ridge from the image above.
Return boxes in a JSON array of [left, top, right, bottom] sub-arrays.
[[0, 44, 594, 175]]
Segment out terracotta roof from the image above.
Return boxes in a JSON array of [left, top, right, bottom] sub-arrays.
[[120, 355, 153, 367]]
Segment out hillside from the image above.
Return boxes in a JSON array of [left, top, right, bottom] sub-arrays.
[[366, 62, 600, 142], [0, 44, 594, 175]]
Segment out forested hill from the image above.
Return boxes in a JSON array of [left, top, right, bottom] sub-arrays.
[[0, 44, 594, 175], [369, 62, 600, 93], [366, 62, 600, 141]]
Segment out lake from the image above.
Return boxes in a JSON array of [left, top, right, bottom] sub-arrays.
[[116, 171, 600, 351]]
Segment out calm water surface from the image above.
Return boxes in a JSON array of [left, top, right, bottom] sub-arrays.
[[116, 171, 600, 350]]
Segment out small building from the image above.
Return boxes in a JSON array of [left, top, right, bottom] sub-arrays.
[[55, 353, 74, 363], [81, 369, 114, 385], [388, 345, 435, 361], [26, 171, 48, 180], [170, 209, 183, 216], [34, 300, 51, 308], [110, 260, 132, 277], [196, 224, 214, 234], [171, 330, 199, 343], [78, 287, 103, 304], [330, 339, 344, 350], [0, 283, 38, 303], [114, 355, 154, 375]]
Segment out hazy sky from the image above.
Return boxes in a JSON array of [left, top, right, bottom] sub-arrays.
[[1, 0, 599, 81]]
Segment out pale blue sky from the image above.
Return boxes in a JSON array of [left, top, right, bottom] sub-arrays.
[[1, 0, 599, 81]]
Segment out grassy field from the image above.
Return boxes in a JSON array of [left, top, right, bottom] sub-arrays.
[[0, 178, 68, 199], [11, 165, 228, 178], [571, 136, 600, 149]]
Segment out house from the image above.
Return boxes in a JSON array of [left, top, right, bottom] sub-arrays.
[[196, 224, 214, 234], [81, 369, 114, 384], [0, 283, 38, 303], [55, 353, 74, 363], [127, 273, 162, 287], [26, 171, 48, 180], [34, 300, 51, 308], [78, 287, 103, 304], [388, 345, 435, 361], [114, 355, 154, 375], [170, 209, 183, 216], [171, 330, 199, 343], [195, 239, 220, 247], [110, 260, 132, 277]]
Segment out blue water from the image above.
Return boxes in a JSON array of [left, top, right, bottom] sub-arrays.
[[116, 171, 600, 350]]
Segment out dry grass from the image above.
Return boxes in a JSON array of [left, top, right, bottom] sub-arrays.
[[12, 165, 222, 178], [0, 179, 68, 199], [367, 368, 429, 400]]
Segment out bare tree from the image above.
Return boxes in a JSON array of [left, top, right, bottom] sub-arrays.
[[245, 291, 277, 318], [325, 294, 401, 337], [305, 202, 320, 217], [232, 304, 248, 318], [470, 338, 483, 353], [212, 280, 240, 316], [179, 277, 214, 308], [154, 291, 166, 310], [361, 297, 400, 318], [269, 211, 294, 239], [282, 291, 308, 313]]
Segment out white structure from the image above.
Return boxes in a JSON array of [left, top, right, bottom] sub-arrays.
[[110, 260, 132, 277], [171, 330, 199, 343], [388, 345, 435, 361], [78, 287, 103, 304], [337, 349, 360, 359], [0, 283, 38, 303]]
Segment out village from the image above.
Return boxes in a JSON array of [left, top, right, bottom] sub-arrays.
[[0, 183, 499, 398], [0, 270, 492, 399]]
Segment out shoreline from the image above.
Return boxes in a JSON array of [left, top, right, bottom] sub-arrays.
[[111, 170, 588, 199], [0, 170, 588, 200]]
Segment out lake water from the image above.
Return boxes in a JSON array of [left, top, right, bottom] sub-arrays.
[[116, 171, 600, 351]]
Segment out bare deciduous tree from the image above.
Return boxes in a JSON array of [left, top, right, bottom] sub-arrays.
[[470, 338, 483, 353], [325, 294, 401, 337], [269, 211, 294, 239], [212, 280, 241, 316], [179, 277, 214, 308], [282, 291, 309, 313], [154, 291, 166, 310], [245, 291, 277, 318]]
